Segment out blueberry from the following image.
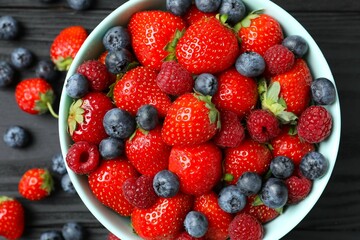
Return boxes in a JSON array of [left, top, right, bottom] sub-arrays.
[[270, 156, 295, 179], [0, 61, 15, 87], [105, 48, 134, 74], [311, 77, 336, 105], [61, 173, 76, 194], [260, 178, 288, 209], [99, 137, 124, 159], [194, 73, 218, 96], [65, 73, 89, 99], [166, 0, 192, 16], [62, 222, 84, 240], [219, 0, 246, 25], [0, 16, 19, 40], [52, 153, 67, 175], [67, 0, 92, 10], [236, 172, 262, 196], [235, 52, 265, 77], [218, 185, 246, 213], [282, 35, 309, 58], [153, 170, 180, 198], [136, 105, 159, 131], [40, 230, 64, 240], [36, 60, 58, 82], [3, 125, 30, 148], [103, 26, 131, 51], [195, 0, 221, 13], [103, 108, 136, 139], [300, 151, 329, 180], [184, 211, 208, 238], [11, 47, 33, 69]]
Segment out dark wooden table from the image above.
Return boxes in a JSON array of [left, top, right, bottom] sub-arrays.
[[0, 0, 359, 239]]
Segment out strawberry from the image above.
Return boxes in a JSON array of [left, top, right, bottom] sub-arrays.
[[125, 126, 171, 176], [15, 78, 57, 117], [224, 139, 272, 184], [113, 66, 172, 117], [285, 170, 313, 204], [194, 192, 233, 240], [68, 92, 114, 145], [131, 193, 193, 240], [212, 68, 258, 118], [176, 16, 239, 74], [168, 142, 222, 196], [18, 168, 54, 201], [98, 51, 108, 65], [0, 196, 24, 240], [183, 5, 216, 26], [128, 10, 186, 70], [175, 232, 206, 240], [240, 195, 280, 223], [50, 26, 88, 71], [228, 213, 264, 240], [88, 158, 139, 216], [161, 93, 220, 146]]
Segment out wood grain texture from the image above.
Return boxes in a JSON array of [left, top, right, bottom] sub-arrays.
[[1, 0, 359, 239]]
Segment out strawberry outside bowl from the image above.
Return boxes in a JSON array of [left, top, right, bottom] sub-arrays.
[[58, 0, 341, 239]]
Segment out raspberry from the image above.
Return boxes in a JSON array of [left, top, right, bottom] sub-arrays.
[[107, 232, 120, 240], [77, 60, 115, 91], [264, 44, 295, 76], [246, 109, 281, 143], [297, 105, 332, 143], [122, 175, 157, 209], [66, 141, 100, 174], [285, 170, 313, 204], [228, 213, 264, 240], [156, 61, 194, 96]]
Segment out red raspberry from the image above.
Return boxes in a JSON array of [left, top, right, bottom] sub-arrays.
[[213, 110, 245, 148], [285, 170, 313, 204], [66, 141, 100, 174], [228, 213, 264, 240], [246, 109, 281, 143], [297, 105, 332, 143], [264, 44, 295, 76], [156, 61, 194, 96], [122, 175, 157, 209], [107, 233, 120, 240], [77, 60, 115, 91]]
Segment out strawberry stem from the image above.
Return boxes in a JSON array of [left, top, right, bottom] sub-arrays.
[[47, 102, 59, 119]]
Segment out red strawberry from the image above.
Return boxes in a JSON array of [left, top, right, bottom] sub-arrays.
[[224, 139, 272, 184], [18, 168, 54, 201], [168, 142, 222, 196], [15, 78, 57, 117], [183, 5, 216, 26], [128, 10, 186, 70], [88, 158, 139, 216], [68, 92, 114, 145], [50, 26, 88, 71], [113, 66, 172, 117], [0, 196, 24, 240], [98, 51, 108, 65], [122, 175, 157, 209], [240, 195, 280, 223], [285, 170, 313, 204], [161, 93, 220, 146], [126, 126, 171, 176], [131, 193, 193, 240], [194, 192, 233, 240], [236, 12, 283, 56], [228, 213, 264, 240], [176, 16, 239, 74], [264, 44, 295, 76], [213, 68, 258, 118], [175, 232, 206, 240]]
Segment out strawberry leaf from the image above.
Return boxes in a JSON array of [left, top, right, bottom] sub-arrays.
[[0, 196, 13, 203], [164, 29, 185, 62], [40, 169, 54, 194], [223, 173, 234, 182], [67, 99, 84, 135], [252, 195, 264, 206], [195, 93, 221, 129], [54, 56, 73, 71], [34, 90, 55, 115]]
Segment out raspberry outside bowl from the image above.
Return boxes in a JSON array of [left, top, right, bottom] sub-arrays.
[[58, 0, 341, 239]]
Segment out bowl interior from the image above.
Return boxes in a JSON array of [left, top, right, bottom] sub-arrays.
[[59, 0, 341, 239]]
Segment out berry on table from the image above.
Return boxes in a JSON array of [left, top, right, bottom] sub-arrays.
[[195, 0, 221, 13], [40, 230, 64, 240], [0, 61, 15, 87], [136, 104, 159, 131], [219, 0, 247, 25], [246, 109, 281, 143], [282, 35, 309, 58], [0, 16, 19, 40], [311, 77, 336, 105], [66, 141, 100, 175], [62, 222, 84, 240], [184, 211, 209, 238], [0, 196, 24, 240], [51, 153, 67, 175], [166, 0, 192, 16], [122, 175, 157, 209], [3, 125, 30, 148], [235, 51, 265, 77], [264, 44, 295, 76], [300, 151, 329, 180], [67, 0, 93, 10], [218, 185, 247, 213], [260, 177, 288, 209], [11, 47, 34, 69], [236, 172, 262, 196], [105, 48, 134, 74], [194, 73, 218, 96], [153, 170, 180, 198], [18, 168, 54, 201], [103, 26, 131, 51], [103, 108, 136, 139], [61, 173, 76, 194], [228, 213, 264, 240], [65, 73, 89, 99], [99, 137, 124, 160], [270, 156, 295, 179], [35, 60, 59, 82]]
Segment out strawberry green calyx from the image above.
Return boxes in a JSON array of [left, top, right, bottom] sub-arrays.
[[0, 196, 13, 203], [164, 29, 185, 62], [34, 90, 58, 118], [194, 93, 221, 129], [234, 9, 263, 32], [223, 173, 234, 182], [68, 99, 85, 135], [252, 195, 284, 214], [54, 56, 73, 71], [40, 169, 54, 195], [107, 61, 139, 98]]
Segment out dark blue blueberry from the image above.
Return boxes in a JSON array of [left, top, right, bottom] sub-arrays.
[[311, 77, 336, 105], [40, 230, 64, 240], [103, 108, 136, 139], [166, 0, 192, 16], [0, 61, 15, 87], [36, 60, 59, 82], [99, 137, 124, 159], [235, 52, 265, 77], [194, 73, 218, 96], [300, 151, 329, 180], [218, 185, 246, 213], [236, 172, 262, 196], [219, 0, 246, 25], [11, 47, 33, 69], [0, 16, 19, 40], [260, 178, 288, 209], [184, 211, 208, 238], [52, 153, 67, 175], [282, 35, 309, 58], [103, 26, 131, 51], [67, 0, 92, 10], [270, 156, 295, 179], [61, 173, 76, 194], [153, 170, 180, 198], [105, 48, 134, 74], [62, 222, 84, 240], [3, 125, 30, 148], [136, 105, 159, 131], [65, 73, 89, 99], [195, 0, 221, 12]]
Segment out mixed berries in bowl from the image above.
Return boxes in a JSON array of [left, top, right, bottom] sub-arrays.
[[58, 0, 341, 239]]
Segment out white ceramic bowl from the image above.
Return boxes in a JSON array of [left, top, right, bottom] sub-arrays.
[[59, 0, 341, 239]]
